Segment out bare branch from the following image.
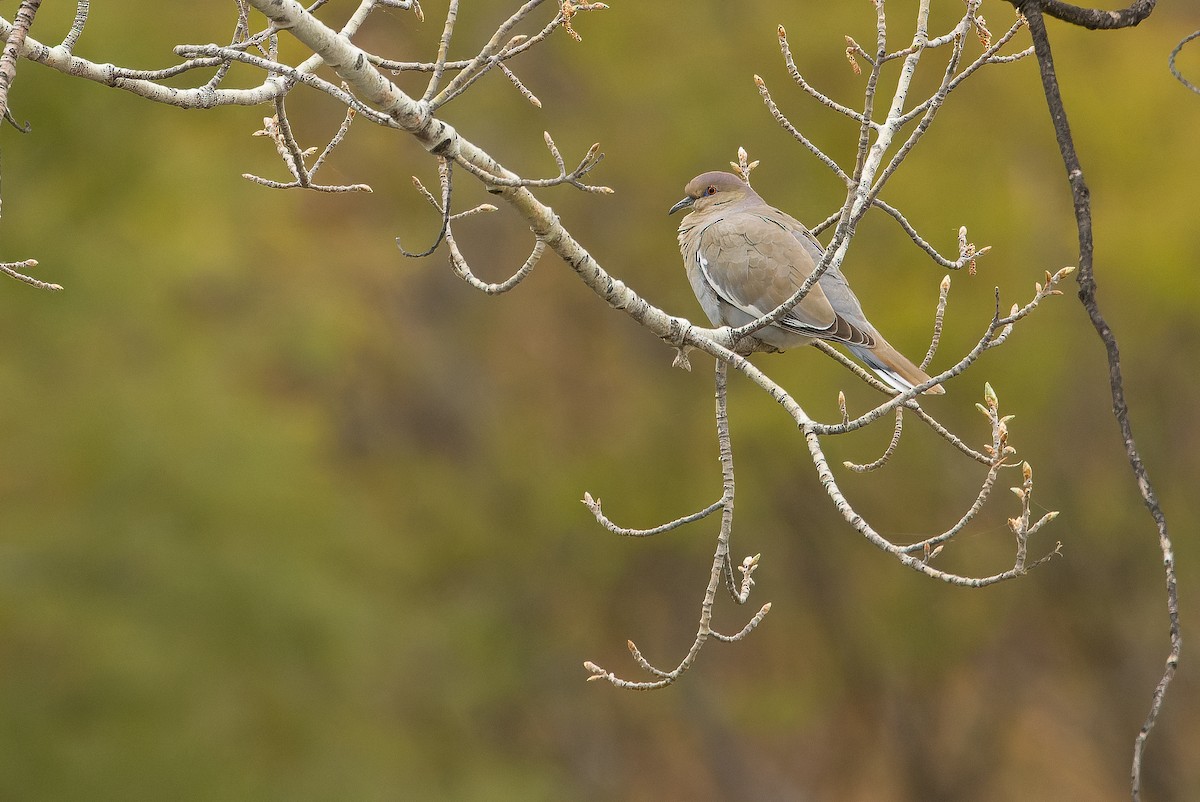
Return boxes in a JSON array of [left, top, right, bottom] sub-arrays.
[[776, 24, 871, 124], [172, 44, 395, 125], [923, 275, 952, 370], [397, 164, 454, 258], [498, 62, 541, 107], [1, 259, 62, 291], [803, 382, 1061, 587], [843, 409, 905, 472], [584, 360, 768, 687], [456, 132, 612, 194], [376, 0, 423, 19], [1007, 4, 1174, 796], [582, 493, 724, 538], [754, 74, 850, 184], [403, 163, 542, 293], [711, 598, 771, 642], [811, 266, 1075, 435], [421, 0, 459, 105], [425, 1, 607, 112], [448, 233, 544, 295], [1169, 30, 1200, 95], [0, 0, 38, 122], [1031, 0, 1155, 30], [896, 15, 1031, 127], [60, 0, 88, 54], [874, 199, 992, 270], [243, 101, 372, 192]]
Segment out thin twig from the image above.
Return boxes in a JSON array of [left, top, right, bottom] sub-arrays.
[[583, 359, 768, 687], [421, 0, 458, 104], [582, 494, 724, 537], [455, 132, 612, 194], [843, 409, 904, 472], [1, 259, 62, 291], [397, 161, 454, 257], [923, 275, 952, 369], [1169, 30, 1200, 95]]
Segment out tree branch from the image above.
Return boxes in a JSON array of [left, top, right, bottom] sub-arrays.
[[1012, 3, 1177, 799], [0, 0, 39, 122]]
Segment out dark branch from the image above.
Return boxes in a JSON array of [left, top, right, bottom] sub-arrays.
[[1016, 4, 1178, 800], [1023, 0, 1155, 30]]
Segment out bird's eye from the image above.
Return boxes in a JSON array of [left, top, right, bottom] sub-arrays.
[[704, 185, 717, 196]]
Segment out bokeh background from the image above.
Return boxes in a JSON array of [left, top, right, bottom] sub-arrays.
[[2, 2, 1199, 799]]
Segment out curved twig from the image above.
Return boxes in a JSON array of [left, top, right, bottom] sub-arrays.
[[874, 199, 991, 270], [1169, 30, 1200, 95], [448, 233, 543, 295], [582, 494, 724, 537], [584, 360, 768, 688], [843, 408, 904, 472], [397, 160, 454, 258]]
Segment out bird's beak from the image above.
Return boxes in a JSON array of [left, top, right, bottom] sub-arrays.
[[668, 196, 695, 216]]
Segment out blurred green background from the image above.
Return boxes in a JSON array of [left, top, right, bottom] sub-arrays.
[[2, 2, 1199, 799]]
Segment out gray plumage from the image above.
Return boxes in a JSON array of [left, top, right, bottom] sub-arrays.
[[670, 171, 944, 395]]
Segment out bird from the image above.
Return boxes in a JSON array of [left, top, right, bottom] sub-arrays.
[[669, 170, 944, 395]]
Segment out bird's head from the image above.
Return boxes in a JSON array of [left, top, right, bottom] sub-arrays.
[[668, 171, 754, 216]]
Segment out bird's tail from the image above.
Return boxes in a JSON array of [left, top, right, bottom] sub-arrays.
[[847, 340, 945, 396]]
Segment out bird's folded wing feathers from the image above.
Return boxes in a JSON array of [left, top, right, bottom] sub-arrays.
[[694, 212, 873, 346]]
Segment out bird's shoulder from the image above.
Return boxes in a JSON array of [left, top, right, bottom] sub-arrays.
[[705, 207, 863, 299], [696, 205, 816, 275]]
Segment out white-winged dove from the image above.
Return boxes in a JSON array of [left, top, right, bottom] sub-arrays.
[[670, 171, 944, 395]]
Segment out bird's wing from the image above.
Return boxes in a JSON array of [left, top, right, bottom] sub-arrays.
[[773, 210, 878, 348], [800, 243, 877, 345], [694, 210, 872, 345]]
